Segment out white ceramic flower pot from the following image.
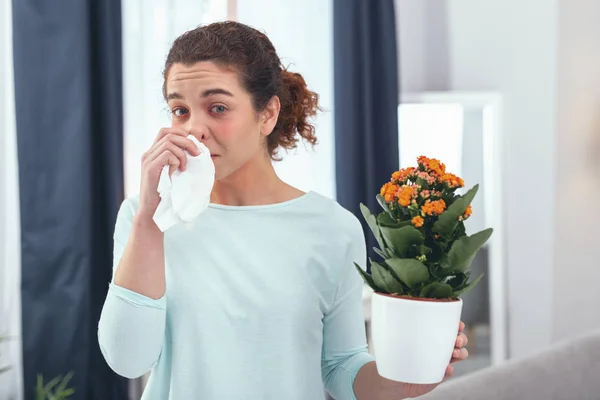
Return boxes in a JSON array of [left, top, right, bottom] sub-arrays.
[[371, 292, 463, 384]]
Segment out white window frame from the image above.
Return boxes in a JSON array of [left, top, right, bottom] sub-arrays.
[[0, 0, 24, 398], [400, 91, 508, 366]]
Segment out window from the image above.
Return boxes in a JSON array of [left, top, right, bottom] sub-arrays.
[[122, 0, 229, 198], [398, 103, 464, 178]]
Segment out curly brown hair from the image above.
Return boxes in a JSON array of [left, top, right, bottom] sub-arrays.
[[163, 21, 321, 160]]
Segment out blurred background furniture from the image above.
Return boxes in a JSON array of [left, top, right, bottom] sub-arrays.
[[417, 329, 600, 400]]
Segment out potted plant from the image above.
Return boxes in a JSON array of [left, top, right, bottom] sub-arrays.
[[355, 155, 493, 384], [35, 372, 75, 400], [1, 334, 74, 399]]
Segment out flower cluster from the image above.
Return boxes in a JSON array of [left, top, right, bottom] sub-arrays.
[[379, 156, 471, 229], [355, 155, 493, 300]]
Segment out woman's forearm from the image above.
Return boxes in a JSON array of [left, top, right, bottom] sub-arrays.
[[113, 213, 166, 299], [354, 361, 382, 399], [354, 362, 409, 400]]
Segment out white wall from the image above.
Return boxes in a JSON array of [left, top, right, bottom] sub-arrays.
[[396, 0, 559, 359], [236, 0, 337, 199], [122, 0, 228, 198], [553, 0, 600, 341], [0, 0, 24, 398]]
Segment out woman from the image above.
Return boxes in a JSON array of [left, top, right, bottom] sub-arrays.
[[98, 21, 469, 400]]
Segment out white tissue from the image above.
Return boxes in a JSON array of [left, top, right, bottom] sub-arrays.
[[153, 135, 215, 232]]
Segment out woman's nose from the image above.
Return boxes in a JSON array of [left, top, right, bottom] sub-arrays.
[[184, 114, 210, 141]]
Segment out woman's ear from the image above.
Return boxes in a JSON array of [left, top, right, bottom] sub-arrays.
[[260, 96, 281, 136]]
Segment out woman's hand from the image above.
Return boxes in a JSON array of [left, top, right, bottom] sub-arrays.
[[137, 128, 200, 221], [445, 321, 469, 378]]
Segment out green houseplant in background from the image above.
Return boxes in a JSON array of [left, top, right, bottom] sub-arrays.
[[355, 156, 493, 385], [35, 372, 75, 400], [0, 334, 75, 400]]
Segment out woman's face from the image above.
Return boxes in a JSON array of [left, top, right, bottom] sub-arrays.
[[165, 61, 279, 180]]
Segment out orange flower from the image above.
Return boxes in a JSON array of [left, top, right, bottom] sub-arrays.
[[428, 158, 446, 176], [397, 185, 415, 207], [463, 205, 472, 218], [380, 182, 399, 203], [411, 216, 424, 228], [380, 183, 390, 196], [417, 156, 446, 176], [458, 205, 473, 221], [421, 199, 446, 216], [441, 173, 465, 188], [391, 167, 416, 183], [417, 155, 430, 166]]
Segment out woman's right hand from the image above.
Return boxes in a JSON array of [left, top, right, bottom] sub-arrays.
[[136, 128, 201, 222]]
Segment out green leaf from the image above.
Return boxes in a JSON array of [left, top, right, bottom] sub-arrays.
[[385, 258, 430, 289], [453, 273, 485, 297], [55, 388, 75, 400], [455, 221, 467, 238], [376, 212, 395, 226], [417, 245, 432, 257], [371, 261, 405, 294], [354, 262, 384, 292], [416, 177, 429, 189], [376, 194, 394, 218], [433, 184, 479, 238], [384, 247, 398, 259], [55, 372, 74, 396], [420, 282, 454, 299], [446, 273, 469, 289], [379, 225, 423, 258], [36, 375, 46, 400], [430, 260, 457, 279], [447, 228, 493, 272], [44, 375, 62, 393], [373, 247, 387, 259], [360, 203, 385, 250], [377, 212, 409, 227], [424, 239, 446, 264]]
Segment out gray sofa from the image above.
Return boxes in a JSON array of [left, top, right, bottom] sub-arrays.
[[417, 329, 600, 400]]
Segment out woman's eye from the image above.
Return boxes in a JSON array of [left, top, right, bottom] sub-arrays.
[[211, 105, 227, 114], [172, 108, 188, 117]]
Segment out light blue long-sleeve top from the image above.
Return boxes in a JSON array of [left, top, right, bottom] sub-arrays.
[[98, 191, 375, 400]]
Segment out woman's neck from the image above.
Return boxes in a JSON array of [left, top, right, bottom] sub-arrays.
[[210, 154, 304, 207]]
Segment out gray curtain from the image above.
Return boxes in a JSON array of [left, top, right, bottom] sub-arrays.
[[333, 0, 400, 271], [12, 0, 128, 398]]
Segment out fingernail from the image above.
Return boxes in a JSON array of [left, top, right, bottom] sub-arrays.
[[454, 350, 459, 357]]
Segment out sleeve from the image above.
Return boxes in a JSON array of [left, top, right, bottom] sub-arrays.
[[97, 198, 167, 379], [321, 217, 376, 400]]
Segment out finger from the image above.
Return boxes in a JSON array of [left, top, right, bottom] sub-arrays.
[[154, 150, 180, 176], [152, 142, 187, 169], [156, 133, 201, 157], [455, 332, 469, 348], [444, 364, 454, 379], [459, 321, 465, 332], [153, 127, 190, 145], [148, 142, 187, 171], [451, 347, 469, 362]]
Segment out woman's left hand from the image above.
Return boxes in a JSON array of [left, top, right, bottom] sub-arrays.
[[380, 321, 469, 399], [445, 321, 469, 378]]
